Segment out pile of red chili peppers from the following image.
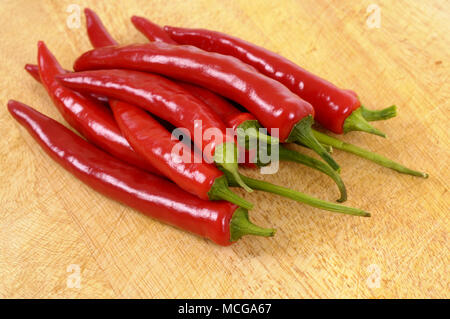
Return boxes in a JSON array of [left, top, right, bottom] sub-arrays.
[[9, 9, 428, 246]]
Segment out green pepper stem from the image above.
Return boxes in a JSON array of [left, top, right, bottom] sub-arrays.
[[287, 115, 341, 171], [225, 172, 369, 217], [279, 146, 347, 202], [360, 105, 397, 122], [237, 120, 279, 146], [343, 107, 387, 137], [208, 176, 253, 210], [214, 142, 253, 192], [230, 208, 276, 242], [312, 129, 428, 178]]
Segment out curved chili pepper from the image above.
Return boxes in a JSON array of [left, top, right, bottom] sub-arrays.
[[84, 8, 118, 47], [178, 82, 347, 202], [111, 100, 252, 208], [69, 42, 340, 171], [7, 100, 274, 245], [164, 26, 396, 137], [36, 41, 153, 173], [56, 68, 255, 191]]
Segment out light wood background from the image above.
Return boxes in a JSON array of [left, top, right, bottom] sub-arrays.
[[0, 0, 448, 298]]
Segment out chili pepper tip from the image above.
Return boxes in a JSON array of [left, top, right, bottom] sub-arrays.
[[230, 208, 276, 242], [287, 115, 341, 171]]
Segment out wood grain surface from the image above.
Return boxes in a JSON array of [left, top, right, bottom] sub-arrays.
[[0, 0, 448, 298]]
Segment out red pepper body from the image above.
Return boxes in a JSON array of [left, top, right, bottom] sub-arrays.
[[25, 64, 42, 82], [72, 43, 314, 141], [25, 63, 109, 105], [84, 8, 118, 47], [8, 100, 236, 246], [129, 18, 258, 167], [84, 11, 235, 157], [176, 82, 251, 131], [164, 27, 360, 134], [56, 69, 235, 159], [111, 100, 223, 200], [177, 82, 258, 168], [131, 16, 177, 44], [129, 18, 259, 168], [36, 42, 153, 173]]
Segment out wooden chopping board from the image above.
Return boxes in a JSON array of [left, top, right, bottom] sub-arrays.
[[0, 0, 448, 298]]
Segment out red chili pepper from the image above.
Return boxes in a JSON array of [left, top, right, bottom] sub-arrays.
[[84, 8, 118, 47], [36, 41, 153, 173], [8, 100, 274, 245], [56, 68, 255, 191], [164, 26, 397, 137], [111, 100, 252, 208], [131, 15, 177, 44], [178, 82, 348, 202], [69, 42, 340, 171]]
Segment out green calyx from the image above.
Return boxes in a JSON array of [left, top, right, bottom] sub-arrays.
[[343, 107, 387, 138], [236, 120, 279, 148], [214, 142, 253, 193], [312, 129, 428, 178], [279, 146, 347, 202], [287, 115, 341, 172], [224, 171, 370, 217], [360, 104, 397, 122], [208, 176, 253, 210], [230, 208, 276, 242]]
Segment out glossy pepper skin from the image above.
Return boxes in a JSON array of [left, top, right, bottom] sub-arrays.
[[56, 69, 235, 160], [71, 43, 314, 142], [7, 100, 248, 246], [130, 16, 258, 133], [111, 100, 249, 206], [124, 18, 424, 179], [180, 81, 348, 202], [84, 8, 252, 207], [131, 15, 177, 44], [36, 41, 153, 173], [69, 43, 340, 171], [163, 27, 360, 134], [25, 63, 109, 105]]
